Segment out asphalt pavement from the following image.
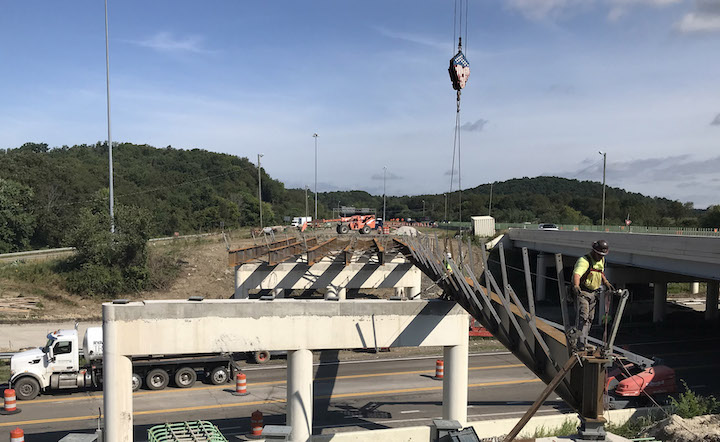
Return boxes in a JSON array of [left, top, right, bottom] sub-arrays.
[[0, 352, 569, 441]]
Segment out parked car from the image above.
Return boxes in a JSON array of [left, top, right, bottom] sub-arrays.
[[538, 223, 559, 231]]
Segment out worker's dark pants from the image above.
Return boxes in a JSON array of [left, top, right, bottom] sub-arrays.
[[578, 289, 599, 344]]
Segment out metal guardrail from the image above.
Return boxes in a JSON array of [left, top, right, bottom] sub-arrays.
[[0, 352, 15, 360], [0, 232, 221, 263], [496, 223, 720, 237]]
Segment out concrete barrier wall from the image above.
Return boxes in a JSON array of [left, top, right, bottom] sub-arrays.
[[310, 407, 660, 441]]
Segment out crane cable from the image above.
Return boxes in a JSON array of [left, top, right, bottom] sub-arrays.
[[447, 0, 470, 253]]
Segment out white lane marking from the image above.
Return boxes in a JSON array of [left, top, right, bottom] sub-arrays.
[[400, 410, 421, 414], [243, 351, 513, 371]]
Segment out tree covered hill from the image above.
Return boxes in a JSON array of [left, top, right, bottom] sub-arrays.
[[0, 142, 715, 253]]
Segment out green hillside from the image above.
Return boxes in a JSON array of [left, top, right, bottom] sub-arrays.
[[0, 142, 715, 253]]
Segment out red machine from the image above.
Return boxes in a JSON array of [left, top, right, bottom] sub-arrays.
[[335, 215, 377, 234], [608, 363, 677, 398], [469, 317, 493, 337]]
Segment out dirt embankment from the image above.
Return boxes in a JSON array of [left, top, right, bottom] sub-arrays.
[[0, 229, 483, 322], [0, 235, 244, 322]]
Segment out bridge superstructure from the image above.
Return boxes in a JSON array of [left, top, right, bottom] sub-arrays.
[[506, 229, 720, 322]]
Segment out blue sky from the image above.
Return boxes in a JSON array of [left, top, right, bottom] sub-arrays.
[[1, 0, 719, 207]]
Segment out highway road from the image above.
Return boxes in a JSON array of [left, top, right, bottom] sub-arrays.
[[0, 352, 571, 440]]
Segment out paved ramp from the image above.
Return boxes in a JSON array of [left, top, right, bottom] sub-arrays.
[[508, 229, 720, 281]]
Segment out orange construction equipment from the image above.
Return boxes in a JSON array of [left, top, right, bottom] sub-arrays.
[[332, 215, 377, 234]]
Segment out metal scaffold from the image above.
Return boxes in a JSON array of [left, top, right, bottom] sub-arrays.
[[393, 235, 645, 442]]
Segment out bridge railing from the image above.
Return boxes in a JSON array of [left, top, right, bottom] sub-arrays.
[[496, 223, 720, 237]]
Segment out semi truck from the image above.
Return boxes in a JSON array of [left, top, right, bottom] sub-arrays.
[[9, 327, 242, 400]]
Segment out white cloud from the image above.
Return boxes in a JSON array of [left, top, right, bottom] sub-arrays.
[[460, 119, 489, 132], [507, 0, 682, 21], [676, 0, 720, 32], [506, 0, 589, 20], [373, 26, 447, 51], [125, 32, 213, 54]]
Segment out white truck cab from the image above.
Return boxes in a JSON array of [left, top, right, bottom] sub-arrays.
[[10, 329, 91, 400]]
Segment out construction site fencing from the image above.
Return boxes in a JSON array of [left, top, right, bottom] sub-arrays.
[[495, 223, 720, 237]]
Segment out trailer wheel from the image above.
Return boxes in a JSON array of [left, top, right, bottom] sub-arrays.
[[145, 369, 169, 390], [337, 224, 349, 234], [131, 373, 142, 392], [209, 366, 230, 385], [14, 377, 40, 400], [253, 350, 271, 364], [174, 367, 197, 388], [360, 226, 371, 234]]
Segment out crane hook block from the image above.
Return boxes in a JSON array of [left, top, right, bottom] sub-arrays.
[[449, 50, 470, 91]]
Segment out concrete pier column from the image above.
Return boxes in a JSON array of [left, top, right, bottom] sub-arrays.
[[103, 312, 133, 442], [442, 319, 469, 425], [706, 281, 719, 320], [234, 266, 250, 299], [337, 287, 347, 301], [325, 285, 338, 300], [287, 349, 313, 442], [653, 282, 667, 323], [407, 286, 421, 300], [535, 253, 547, 302], [692, 282, 700, 295]]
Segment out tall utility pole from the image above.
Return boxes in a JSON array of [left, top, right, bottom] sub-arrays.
[[257, 154, 264, 229], [599, 151, 607, 227], [422, 200, 425, 219], [313, 133, 318, 223], [382, 166, 387, 222], [104, 0, 115, 233], [305, 186, 309, 220], [444, 193, 448, 222], [488, 182, 494, 216]]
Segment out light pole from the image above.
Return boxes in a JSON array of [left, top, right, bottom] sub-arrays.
[[257, 153, 264, 229], [599, 151, 606, 227], [104, 0, 114, 233], [305, 185, 309, 220], [313, 133, 318, 223], [422, 200, 425, 219], [444, 193, 448, 222], [488, 182, 494, 216], [382, 166, 387, 223]]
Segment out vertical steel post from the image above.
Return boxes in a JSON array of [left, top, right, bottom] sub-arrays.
[[383, 166, 387, 223], [257, 154, 263, 229], [104, 0, 114, 233], [313, 133, 318, 225], [521, 247, 536, 321], [600, 151, 606, 228]]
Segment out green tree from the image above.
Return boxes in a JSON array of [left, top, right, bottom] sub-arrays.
[[701, 205, 720, 229], [0, 178, 36, 253], [64, 190, 153, 296]]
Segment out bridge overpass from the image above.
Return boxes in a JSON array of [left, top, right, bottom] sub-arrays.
[[505, 229, 720, 323]]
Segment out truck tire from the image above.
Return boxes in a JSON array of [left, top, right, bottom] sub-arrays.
[[14, 377, 40, 400], [360, 226, 370, 234], [174, 367, 197, 388], [131, 373, 142, 392], [209, 366, 230, 385], [145, 369, 170, 390], [253, 350, 271, 364], [337, 224, 349, 234]]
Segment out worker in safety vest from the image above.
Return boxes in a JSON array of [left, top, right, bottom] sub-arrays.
[[571, 240, 613, 348]]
